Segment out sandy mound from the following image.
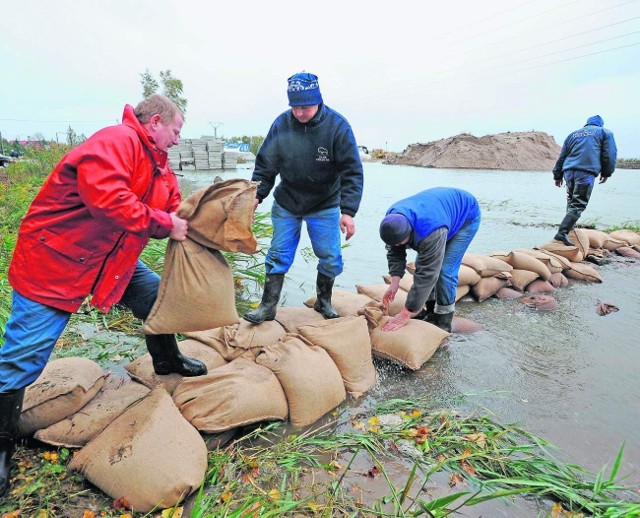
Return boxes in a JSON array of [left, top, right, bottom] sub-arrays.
[[388, 131, 561, 171]]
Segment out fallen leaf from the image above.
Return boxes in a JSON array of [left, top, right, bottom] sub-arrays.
[[82, 512, 95, 518], [267, 488, 281, 501], [161, 508, 183, 518], [329, 460, 342, 471], [551, 502, 564, 516], [366, 466, 381, 478], [112, 497, 131, 511], [2, 511, 21, 518], [461, 460, 476, 476], [220, 491, 233, 502], [465, 432, 487, 448], [448, 472, 464, 487]]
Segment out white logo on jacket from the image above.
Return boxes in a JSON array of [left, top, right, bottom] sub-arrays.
[[316, 147, 330, 162]]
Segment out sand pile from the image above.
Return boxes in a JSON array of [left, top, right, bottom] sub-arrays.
[[388, 131, 561, 171]]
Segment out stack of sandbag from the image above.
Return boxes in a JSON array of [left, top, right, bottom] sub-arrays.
[[19, 358, 207, 513]]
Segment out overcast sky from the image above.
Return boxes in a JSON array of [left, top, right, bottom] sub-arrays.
[[2, 0, 639, 157]]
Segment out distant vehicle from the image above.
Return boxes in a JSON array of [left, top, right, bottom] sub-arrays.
[[0, 153, 14, 167]]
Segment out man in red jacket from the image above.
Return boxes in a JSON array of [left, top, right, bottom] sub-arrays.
[[0, 95, 207, 497]]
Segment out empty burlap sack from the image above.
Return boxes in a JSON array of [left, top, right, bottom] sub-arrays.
[[142, 238, 239, 334], [124, 339, 227, 394], [69, 387, 207, 513], [514, 248, 565, 274], [274, 306, 326, 332], [548, 272, 569, 288], [538, 242, 583, 263], [34, 380, 150, 448], [185, 320, 286, 361], [177, 178, 259, 254], [509, 269, 540, 292], [491, 251, 552, 280], [564, 262, 603, 282], [173, 358, 288, 433], [356, 284, 407, 316], [568, 228, 590, 258], [297, 316, 376, 398], [256, 334, 346, 427], [18, 357, 104, 436], [526, 279, 556, 294], [304, 289, 374, 317], [360, 306, 449, 370], [609, 229, 640, 246], [457, 264, 481, 286], [462, 254, 512, 277], [470, 276, 509, 302], [382, 272, 414, 292]]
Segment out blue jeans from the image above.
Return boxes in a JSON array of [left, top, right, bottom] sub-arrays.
[[433, 214, 481, 313], [0, 260, 159, 392], [266, 201, 343, 278]]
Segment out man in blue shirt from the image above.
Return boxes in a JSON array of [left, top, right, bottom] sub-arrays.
[[244, 72, 364, 323], [379, 188, 481, 333], [552, 115, 617, 246]]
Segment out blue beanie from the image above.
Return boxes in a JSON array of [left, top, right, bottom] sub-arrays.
[[586, 115, 604, 127], [379, 214, 412, 246], [287, 72, 323, 106]]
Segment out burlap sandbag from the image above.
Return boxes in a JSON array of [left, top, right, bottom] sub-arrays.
[[548, 272, 569, 288], [255, 334, 346, 427], [34, 380, 150, 448], [124, 339, 228, 394], [185, 320, 286, 360], [177, 178, 259, 254], [514, 248, 565, 274], [356, 284, 407, 316], [495, 287, 524, 300], [537, 242, 583, 263], [616, 246, 640, 259], [568, 228, 590, 258], [274, 306, 327, 332], [582, 229, 611, 249], [462, 254, 513, 277], [491, 251, 551, 280], [609, 229, 640, 246], [525, 279, 556, 294], [142, 238, 239, 334], [457, 264, 481, 286], [509, 269, 540, 292], [456, 284, 471, 301], [382, 272, 414, 292], [470, 276, 509, 302], [173, 358, 288, 433], [564, 262, 603, 282], [304, 289, 374, 317], [18, 357, 104, 436], [297, 316, 376, 398], [360, 307, 449, 371], [69, 387, 207, 513], [602, 236, 628, 251]]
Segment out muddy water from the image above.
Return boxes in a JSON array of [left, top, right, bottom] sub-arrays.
[[179, 164, 640, 510]]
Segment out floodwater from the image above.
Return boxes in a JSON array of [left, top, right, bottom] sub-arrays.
[[179, 163, 640, 513]]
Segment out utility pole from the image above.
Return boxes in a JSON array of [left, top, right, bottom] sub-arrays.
[[208, 121, 223, 139]]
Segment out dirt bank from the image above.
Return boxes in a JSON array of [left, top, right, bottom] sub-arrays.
[[388, 131, 561, 171]]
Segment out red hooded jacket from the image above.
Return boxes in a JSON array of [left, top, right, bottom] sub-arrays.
[[8, 105, 181, 313]]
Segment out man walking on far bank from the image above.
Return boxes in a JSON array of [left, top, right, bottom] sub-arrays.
[[552, 115, 617, 246]]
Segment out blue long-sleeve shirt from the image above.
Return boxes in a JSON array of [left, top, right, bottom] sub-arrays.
[[252, 104, 363, 217]]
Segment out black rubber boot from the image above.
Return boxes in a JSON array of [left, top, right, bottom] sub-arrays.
[[313, 273, 340, 319], [145, 334, 207, 376], [554, 211, 580, 246], [0, 388, 25, 497], [432, 311, 454, 333], [412, 300, 436, 323], [243, 274, 285, 324]]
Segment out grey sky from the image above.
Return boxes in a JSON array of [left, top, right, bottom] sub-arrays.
[[2, 0, 639, 157]]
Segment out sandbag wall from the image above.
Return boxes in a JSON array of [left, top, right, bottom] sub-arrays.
[[19, 227, 640, 512]]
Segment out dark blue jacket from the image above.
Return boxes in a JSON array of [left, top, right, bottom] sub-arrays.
[[252, 104, 363, 217], [552, 115, 617, 180]]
